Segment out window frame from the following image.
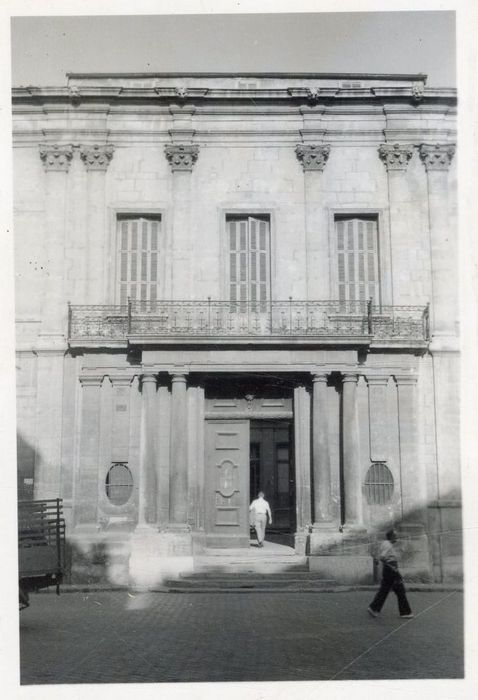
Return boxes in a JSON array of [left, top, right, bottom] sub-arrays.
[[219, 208, 277, 301], [327, 208, 391, 306], [108, 207, 167, 304]]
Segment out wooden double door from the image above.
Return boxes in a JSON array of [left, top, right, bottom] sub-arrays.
[[205, 419, 294, 548]]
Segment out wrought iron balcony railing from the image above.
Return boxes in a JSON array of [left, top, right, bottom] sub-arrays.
[[68, 299, 430, 345]]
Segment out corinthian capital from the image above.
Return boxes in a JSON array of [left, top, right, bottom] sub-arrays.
[[164, 144, 200, 172], [80, 144, 114, 171], [295, 144, 331, 172], [419, 143, 456, 171], [378, 143, 414, 171], [39, 144, 73, 172]]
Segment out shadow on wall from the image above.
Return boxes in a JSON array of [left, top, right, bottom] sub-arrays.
[[308, 497, 463, 585]]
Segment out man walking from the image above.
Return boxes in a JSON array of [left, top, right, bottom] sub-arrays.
[[249, 491, 272, 547], [368, 529, 414, 619]]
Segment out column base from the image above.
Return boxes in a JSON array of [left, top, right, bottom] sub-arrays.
[[309, 523, 343, 555]]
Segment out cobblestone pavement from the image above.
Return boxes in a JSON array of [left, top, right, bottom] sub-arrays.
[[19, 589, 463, 684]]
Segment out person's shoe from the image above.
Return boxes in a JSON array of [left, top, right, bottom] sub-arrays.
[[367, 607, 379, 618], [399, 613, 415, 619]]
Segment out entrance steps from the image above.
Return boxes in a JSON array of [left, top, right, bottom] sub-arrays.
[[164, 541, 337, 591]]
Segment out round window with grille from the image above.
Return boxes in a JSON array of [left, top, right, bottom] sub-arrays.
[[105, 463, 133, 506], [364, 463, 394, 505]]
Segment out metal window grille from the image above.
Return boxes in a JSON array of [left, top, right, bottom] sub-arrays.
[[105, 462, 133, 506], [364, 462, 394, 505]]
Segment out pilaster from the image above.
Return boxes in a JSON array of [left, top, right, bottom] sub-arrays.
[[419, 143, 457, 342], [80, 144, 114, 303], [38, 144, 73, 341], [75, 375, 104, 529], [295, 143, 331, 299], [164, 143, 199, 298], [33, 350, 65, 500], [378, 143, 414, 305]]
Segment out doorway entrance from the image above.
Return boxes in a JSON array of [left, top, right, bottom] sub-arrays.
[[205, 418, 295, 548], [250, 421, 295, 533]]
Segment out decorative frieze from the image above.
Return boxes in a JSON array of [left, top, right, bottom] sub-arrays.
[[164, 144, 200, 172], [39, 144, 73, 172], [419, 143, 456, 171], [295, 144, 331, 172], [80, 144, 114, 171], [378, 143, 414, 171]]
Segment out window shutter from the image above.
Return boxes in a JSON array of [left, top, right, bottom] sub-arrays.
[[335, 217, 380, 305], [227, 216, 270, 307], [117, 216, 162, 305]]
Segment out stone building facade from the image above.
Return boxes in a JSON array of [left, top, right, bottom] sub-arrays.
[[13, 73, 460, 585]]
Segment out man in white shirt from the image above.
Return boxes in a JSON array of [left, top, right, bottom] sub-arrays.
[[249, 491, 272, 547]]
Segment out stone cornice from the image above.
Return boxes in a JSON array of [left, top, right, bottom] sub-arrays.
[[39, 144, 73, 171], [419, 143, 456, 171], [378, 143, 414, 171], [80, 144, 114, 171], [164, 143, 199, 172], [295, 143, 331, 171]]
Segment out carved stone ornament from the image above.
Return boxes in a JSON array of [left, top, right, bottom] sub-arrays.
[[419, 143, 456, 171], [164, 144, 200, 172], [411, 83, 425, 102], [39, 144, 74, 172], [307, 87, 321, 104], [80, 144, 115, 171], [295, 144, 331, 171], [378, 143, 414, 171]]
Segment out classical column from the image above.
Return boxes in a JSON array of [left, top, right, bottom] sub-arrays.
[[138, 374, 158, 527], [75, 376, 103, 528], [38, 144, 73, 340], [342, 373, 363, 528], [187, 383, 206, 533], [419, 143, 457, 341], [295, 144, 331, 299], [164, 143, 199, 298], [395, 375, 427, 528], [378, 143, 414, 305], [80, 144, 114, 304], [293, 385, 312, 533], [311, 373, 332, 523], [169, 372, 189, 525], [366, 375, 390, 463]]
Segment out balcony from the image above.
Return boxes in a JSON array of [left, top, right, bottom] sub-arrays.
[[67, 299, 430, 349]]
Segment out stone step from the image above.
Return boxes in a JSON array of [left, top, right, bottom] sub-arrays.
[[167, 577, 336, 590], [182, 570, 325, 580]]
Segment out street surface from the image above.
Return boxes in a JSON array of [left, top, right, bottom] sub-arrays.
[[20, 589, 463, 684]]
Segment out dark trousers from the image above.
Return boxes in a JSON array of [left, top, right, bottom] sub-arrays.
[[369, 563, 412, 615]]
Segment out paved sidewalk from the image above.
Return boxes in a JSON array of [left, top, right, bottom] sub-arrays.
[[20, 589, 463, 684]]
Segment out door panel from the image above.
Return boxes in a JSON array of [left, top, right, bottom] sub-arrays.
[[205, 420, 250, 547]]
